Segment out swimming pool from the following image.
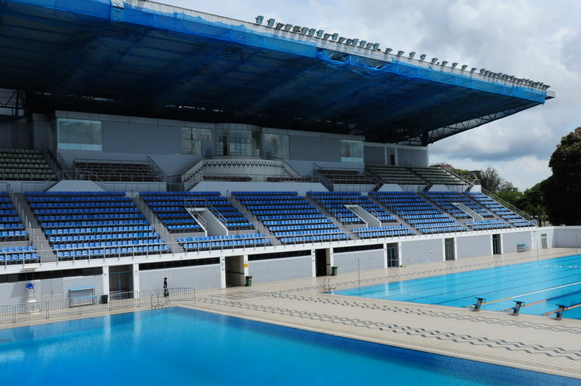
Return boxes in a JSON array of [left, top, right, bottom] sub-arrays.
[[0, 307, 577, 385], [334, 254, 581, 319]]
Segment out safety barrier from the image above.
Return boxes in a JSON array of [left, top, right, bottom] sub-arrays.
[[0, 288, 195, 325]]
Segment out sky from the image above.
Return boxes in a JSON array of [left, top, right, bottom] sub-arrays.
[[160, 0, 581, 191]]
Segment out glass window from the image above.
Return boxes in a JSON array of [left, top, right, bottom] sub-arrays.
[[341, 140, 363, 162], [56, 118, 102, 151], [264, 133, 289, 159], [182, 127, 211, 155]]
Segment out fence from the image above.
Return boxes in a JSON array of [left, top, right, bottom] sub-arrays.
[[0, 287, 196, 325]]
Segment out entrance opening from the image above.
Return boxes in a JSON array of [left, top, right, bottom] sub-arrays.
[[315, 249, 328, 276], [386, 243, 399, 267], [492, 234, 502, 255], [444, 238, 455, 261], [109, 265, 133, 299], [225, 255, 245, 287]]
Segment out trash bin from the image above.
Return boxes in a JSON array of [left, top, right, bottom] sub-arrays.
[[245, 276, 253, 287], [331, 266, 338, 276], [101, 294, 108, 304]]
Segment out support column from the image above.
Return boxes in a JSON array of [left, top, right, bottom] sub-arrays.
[[132, 263, 140, 294], [102, 265, 110, 295], [220, 256, 226, 288]]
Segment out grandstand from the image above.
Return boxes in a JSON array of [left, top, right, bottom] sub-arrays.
[[0, 0, 566, 306]]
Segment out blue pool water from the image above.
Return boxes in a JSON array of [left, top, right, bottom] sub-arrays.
[[0, 307, 578, 385], [335, 255, 581, 319]]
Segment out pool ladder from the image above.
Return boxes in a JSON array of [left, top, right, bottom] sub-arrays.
[[323, 278, 337, 292]]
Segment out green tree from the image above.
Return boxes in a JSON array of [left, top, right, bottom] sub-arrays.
[[541, 127, 581, 225]]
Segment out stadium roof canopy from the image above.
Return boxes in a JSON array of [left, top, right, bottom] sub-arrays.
[[0, 0, 554, 145]]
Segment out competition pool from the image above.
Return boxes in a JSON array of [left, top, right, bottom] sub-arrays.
[[0, 307, 578, 385], [334, 255, 581, 319]]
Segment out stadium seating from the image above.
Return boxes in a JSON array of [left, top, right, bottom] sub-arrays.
[[317, 168, 376, 185], [178, 233, 271, 251], [233, 191, 350, 244], [465, 192, 534, 227], [0, 191, 27, 241], [0, 149, 54, 181], [0, 245, 39, 265], [308, 191, 396, 225], [75, 160, 158, 182], [25, 191, 168, 260], [370, 191, 466, 234], [410, 167, 466, 185], [140, 191, 254, 233], [365, 165, 426, 185]]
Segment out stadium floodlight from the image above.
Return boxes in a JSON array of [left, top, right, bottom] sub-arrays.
[[366, 42, 374, 49], [346, 39, 353, 45], [300, 27, 309, 34], [480, 68, 486, 74], [451, 62, 458, 68], [255, 16, 264, 24], [293, 26, 301, 33], [275, 23, 284, 29], [316, 30, 324, 37], [323, 33, 331, 39], [284, 24, 293, 31], [352, 39, 359, 46], [430, 58, 438, 64], [359, 40, 367, 47], [419, 54, 426, 61], [409, 51, 416, 59], [308, 28, 316, 36], [441, 61, 448, 66], [267, 18, 275, 27], [470, 67, 477, 72], [338, 37, 346, 43], [461, 64, 468, 70], [372, 43, 380, 50], [385, 48, 393, 54], [397, 50, 405, 56], [331, 33, 339, 40]]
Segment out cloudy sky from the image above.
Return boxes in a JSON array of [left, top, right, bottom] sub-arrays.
[[161, 0, 580, 191]]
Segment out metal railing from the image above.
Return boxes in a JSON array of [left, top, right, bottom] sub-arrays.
[[0, 288, 196, 325]]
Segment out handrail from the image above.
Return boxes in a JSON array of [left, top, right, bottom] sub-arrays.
[[480, 187, 537, 225], [147, 156, 167, 183]]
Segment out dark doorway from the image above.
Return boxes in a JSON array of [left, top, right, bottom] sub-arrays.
[[492, 234, 502, 255], [315, 249, 328, 276], [444, 238, 455, 261], [386, 243, 399, 267]]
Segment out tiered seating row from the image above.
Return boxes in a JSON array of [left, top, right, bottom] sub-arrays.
[[179, 233, 270, 251], [353, 224, 415, 239], [76, 161, 158, 182], [0, 246, 39, 264], [57, 245, 169, 260], [370, 191, 466, 234], [0, 149, 54, 181], [0, 192, 27, 241], [308, 191, 396, 225], [317, 169, 376, 185], [466, 220, 510, 230], [410, 167, 465, 185], [233, 191, 349, 244], [366, 165, 425, 185], [25, 191, 168, 260], [467, 192, 534, 227], [424, 191, 494, 219], [140, 191, 253, 232]]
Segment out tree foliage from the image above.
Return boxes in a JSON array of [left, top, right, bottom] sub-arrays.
[[541, 127, 581, 225]]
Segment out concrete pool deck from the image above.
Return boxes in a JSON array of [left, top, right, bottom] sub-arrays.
[[3, 248, 581, 380], [189, 248, 581, 380]]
